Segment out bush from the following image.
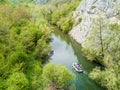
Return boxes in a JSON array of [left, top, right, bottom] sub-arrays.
[[90, 67, 119, 90], [7, 72, 29, 90], [43, 63, 74, 89], [50, 0, 81, 33], [0, 3, 52, 90]]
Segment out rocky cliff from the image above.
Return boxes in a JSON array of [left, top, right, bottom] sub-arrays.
[[69, 0, 120, 45]]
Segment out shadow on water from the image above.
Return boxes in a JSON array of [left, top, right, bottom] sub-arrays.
[[50, 28, 105, 90]]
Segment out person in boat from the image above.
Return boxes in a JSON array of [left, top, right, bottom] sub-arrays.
[[76, 65, 82, 70], [74, 63, 83, 70]]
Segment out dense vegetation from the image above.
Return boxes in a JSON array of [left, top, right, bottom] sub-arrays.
[[43, 63, 74, 89], [0, 1, 74, 90], [40, 0, 81, 33], [1, 0, 119, 90], [82, 17, 120, 90], [0, 3, 50, 90]]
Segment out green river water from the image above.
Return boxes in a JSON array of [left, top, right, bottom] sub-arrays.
[[50, 29, 104, 90]]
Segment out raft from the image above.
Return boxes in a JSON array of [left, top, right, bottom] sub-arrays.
[[72, 62, 83, 72]]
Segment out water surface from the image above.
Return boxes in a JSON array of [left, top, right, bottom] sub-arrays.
[[50, 29, 104, 90]]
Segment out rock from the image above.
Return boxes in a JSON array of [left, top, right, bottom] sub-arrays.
[[69, 0, 120, 45]]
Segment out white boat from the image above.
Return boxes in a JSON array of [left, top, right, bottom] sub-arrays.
[[72, 63, 83, 72]]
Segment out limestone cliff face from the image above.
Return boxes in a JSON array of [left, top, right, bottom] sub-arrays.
[[69, 0, 120, 45]]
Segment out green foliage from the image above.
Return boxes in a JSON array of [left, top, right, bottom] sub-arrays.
[[82, 17, 108, 63], [90, 67, 119, 90], [41, 0, 81, 34], [7, 72, 29, 90], [43, 63, 74, 89], [25, 60, 45, 90], [11, 6, 30, 25], [82, 17, 120, 90], [56, 15, 74, 33], [0, 3, 52, 90], [7, 51, 27, 66], [0, 77, 7, 89], [0, 1, 77, 90], [0, 0, 6, 3]]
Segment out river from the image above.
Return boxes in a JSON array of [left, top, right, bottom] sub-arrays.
[[50, 29, 104, 90]]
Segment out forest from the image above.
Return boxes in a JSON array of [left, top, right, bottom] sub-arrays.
[[0, 0, 74, 90], [0, 0, 120, 90]]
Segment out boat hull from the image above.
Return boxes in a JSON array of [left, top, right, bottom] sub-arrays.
[[72, 63, 83, 72]]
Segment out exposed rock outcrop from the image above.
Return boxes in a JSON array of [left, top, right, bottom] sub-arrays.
[[69, 0, 120, 45]]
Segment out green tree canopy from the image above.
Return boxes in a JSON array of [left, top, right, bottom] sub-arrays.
[[43, 63, 74, 89]]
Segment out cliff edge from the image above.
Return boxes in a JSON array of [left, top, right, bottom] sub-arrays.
[[69, 0, 120, 45]]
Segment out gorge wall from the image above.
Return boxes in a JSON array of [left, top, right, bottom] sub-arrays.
[[69, 0, 120, 46]]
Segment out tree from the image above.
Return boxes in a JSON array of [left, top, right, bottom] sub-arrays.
[[43, 63, 74, 89], [48, 0, 81, 33], [86, 20, 120, 90], [82, 16, 108, 63], [7, 72, 29, 90], [0, 3, 52, 90]]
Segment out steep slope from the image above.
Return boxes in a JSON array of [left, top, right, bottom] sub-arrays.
[[69, 0, 120, 45]]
